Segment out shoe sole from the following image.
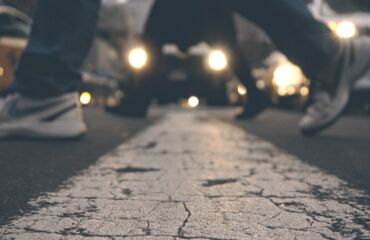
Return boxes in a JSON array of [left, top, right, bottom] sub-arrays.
[[301, 67, 370, 137], [0, 121, 87, 139], [301, 100, 348, 137], [301, 40, 370, 137]]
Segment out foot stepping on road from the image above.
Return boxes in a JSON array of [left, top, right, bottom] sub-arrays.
[[1, 112, 370, 240]]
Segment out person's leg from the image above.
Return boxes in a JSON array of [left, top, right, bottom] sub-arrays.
[[0, 0, 101, 139], [105, 32, 163, 118], [231, 0, 370, 135], [230, 0, 338, 85], [14, 0, 101, 98], [228, 42, 271, 119], [104, 40, 157, 118], [192, 0, 269, 119]]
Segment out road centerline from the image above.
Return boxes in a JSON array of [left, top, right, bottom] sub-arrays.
[[1, 111, 369, 240]]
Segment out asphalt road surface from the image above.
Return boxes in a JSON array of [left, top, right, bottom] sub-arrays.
[[0, 109, 159, 225], [0, 106, 369, 240], [229, 108, 370, 186]]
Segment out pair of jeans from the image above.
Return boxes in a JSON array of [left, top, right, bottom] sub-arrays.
[[13, 0, 101, 98], [14, 0, 338, 98]]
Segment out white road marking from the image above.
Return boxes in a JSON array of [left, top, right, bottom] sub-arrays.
[[1, 112, 369, 240]]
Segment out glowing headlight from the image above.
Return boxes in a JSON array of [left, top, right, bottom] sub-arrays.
[[328, 21, 357, 39], [336, 21, 357, 39], [188, 96, 200, 108], [80, 92, 92, 106], [300, 86, 310, 97], [273, 63, 303, 96], [237, 84, 247, 96], [0, 67, 4, 77], [128, 47, 148, 70], [208, 50, 228, 71]]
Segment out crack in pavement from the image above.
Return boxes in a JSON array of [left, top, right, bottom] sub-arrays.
[[178, 202, 191, 237], [202, 178, 239, 188], [115, 166, 161, 174], [141, 220, 152, 235]]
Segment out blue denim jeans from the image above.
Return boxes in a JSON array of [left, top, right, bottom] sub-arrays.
[[13, 0, 337, 98], [13, 0, 101, 98]]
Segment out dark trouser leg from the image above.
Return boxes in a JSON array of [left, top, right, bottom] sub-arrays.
[[229, 44, 271, 118], [229, 45, 261, 99], [13, 0, 101, 98], [230, 0, 339, 82]]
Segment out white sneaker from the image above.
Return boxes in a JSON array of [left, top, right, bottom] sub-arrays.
[[300, 37, 370, 136], [0, 92, 87, 139]]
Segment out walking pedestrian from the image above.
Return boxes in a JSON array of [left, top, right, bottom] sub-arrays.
[[0, 0, 369, 138]]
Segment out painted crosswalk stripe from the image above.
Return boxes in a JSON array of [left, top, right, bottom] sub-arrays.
[[1, 112, 369, 240]]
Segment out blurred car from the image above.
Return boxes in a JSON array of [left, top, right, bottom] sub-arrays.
[[233, 14, 311, 109], [123, 41, 244, 105], [80, 0, 134, 107], [310, 0, 370, 40], [252, 52, 310, 108], [309, 0, 370, 113], [0, 4, 30, 95], [79, 72, 124, 107], [310, 0, 370, 112], [249, 0, 370, 111], [110, 1, 247, 117]]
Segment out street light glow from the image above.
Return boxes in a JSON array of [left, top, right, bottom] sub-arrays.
[[0, 67, 4, 77]]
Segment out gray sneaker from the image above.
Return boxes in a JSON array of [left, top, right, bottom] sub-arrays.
[[300, 37, 370, 136], [0, 92, 87, 139]]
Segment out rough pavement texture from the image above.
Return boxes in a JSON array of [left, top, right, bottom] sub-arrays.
[[1, 112, 370, 240]]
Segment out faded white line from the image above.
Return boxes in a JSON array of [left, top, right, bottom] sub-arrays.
[[1, 111, 369, 240]]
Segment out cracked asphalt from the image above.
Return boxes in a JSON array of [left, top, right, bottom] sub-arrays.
[[1, 108, 370, 240]]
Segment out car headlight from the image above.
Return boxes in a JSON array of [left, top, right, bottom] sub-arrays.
[[208, 50, 228, 71], [187, 96, 200, 108], [128, 47, 148, 70], [237, 84, 247, 96], [328, 20, 357, 39], [80, 91, 92, 106], [273, 63, 303, 96]]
